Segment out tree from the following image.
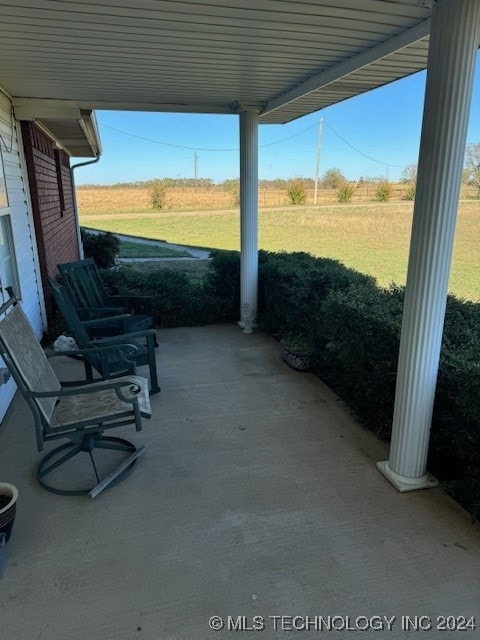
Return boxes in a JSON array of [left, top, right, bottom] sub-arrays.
[[464, 143, 480, 198], [337, 183, 355, 203], [222, 178, 240, 206], [150, 179, 168, 210], [287, 179, 307, 204], [401, 164, 417, 184], [321, 168, 346, 189], [375, 182, 392, 202]]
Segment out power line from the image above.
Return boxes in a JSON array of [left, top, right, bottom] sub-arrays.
[[100, 123, 236, 152], [99, 120, 409, 169], [100, 120, 319, 151], [323, 121, 406, 168], [259, 122, 319, 148]]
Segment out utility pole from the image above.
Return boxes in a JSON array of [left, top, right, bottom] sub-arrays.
[[313, 118, 324, 205], [194, 150, 198, 179]]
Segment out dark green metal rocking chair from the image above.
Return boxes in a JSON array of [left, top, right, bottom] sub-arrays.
[[57, 257, 155, 336], [49, 278, 160, 395], [0, 289, 151, 497]]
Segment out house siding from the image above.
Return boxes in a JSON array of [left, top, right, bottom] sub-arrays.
[[0, 93, 44, 421], [21, 122, 80, 318]]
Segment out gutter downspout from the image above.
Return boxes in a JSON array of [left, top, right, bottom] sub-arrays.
[[70, 156, 100, 259]]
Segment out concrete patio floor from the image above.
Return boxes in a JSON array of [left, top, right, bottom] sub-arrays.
[[0, 324, 479, 639]]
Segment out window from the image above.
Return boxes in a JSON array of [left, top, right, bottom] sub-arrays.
[[0, 144, 7, 209], [0, 145, 19, 297], [0, 216, 19, 295]]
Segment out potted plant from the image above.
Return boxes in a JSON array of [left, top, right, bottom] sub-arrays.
[[0, 483, 18, 543], [279, 337, 315, 372]]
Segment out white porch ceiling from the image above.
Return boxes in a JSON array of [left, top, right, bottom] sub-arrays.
[[0, 0, 440, 154]]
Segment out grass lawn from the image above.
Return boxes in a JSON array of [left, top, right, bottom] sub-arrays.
[[117, 239, 191, 258], [80, 201, 480, 301]]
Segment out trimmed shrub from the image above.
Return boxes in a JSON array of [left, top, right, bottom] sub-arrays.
[[258, 251, 374, 348], [315, 284, 404, 439], [81, 230, 119, 268], [375, 182, 393, 202], [101, 265, 214, 327], [203, 250, 241, 322]]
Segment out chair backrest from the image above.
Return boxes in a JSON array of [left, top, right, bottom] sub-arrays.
[[49, 278, 109, 375], [48, 278, 92, 350], [0, 297, 60, 424], [58, 258, 107, 310]]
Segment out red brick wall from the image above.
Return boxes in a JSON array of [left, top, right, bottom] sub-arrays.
[[21, 122, 80, 318]]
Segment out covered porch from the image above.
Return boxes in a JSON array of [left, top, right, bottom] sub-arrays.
[[0, 0, 478, 490], [0, 325, 478, 639]]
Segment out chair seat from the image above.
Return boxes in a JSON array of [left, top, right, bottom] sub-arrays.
[[51, 376, 151, 429]]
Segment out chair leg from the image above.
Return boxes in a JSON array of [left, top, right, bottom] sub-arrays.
[[146, 334, 161, 394], [84, 360, 94, 381], [37, 436, 142, 496], [88, 449, 101, 483], [89, 445, 146, 499]]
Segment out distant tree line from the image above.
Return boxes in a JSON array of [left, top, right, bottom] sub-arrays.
[[78, 142, 479, 200], [399, 142, 480, 198]]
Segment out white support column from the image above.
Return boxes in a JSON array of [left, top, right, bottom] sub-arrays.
[[378, 0, 480, 492], [239, 109, 259, 333]]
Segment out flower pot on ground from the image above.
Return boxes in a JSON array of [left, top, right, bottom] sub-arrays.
[[279, 338, 315, 372], [0, 483, 18, 542]]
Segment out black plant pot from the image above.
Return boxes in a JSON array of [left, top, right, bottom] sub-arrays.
[[0, 483, 18, 543]]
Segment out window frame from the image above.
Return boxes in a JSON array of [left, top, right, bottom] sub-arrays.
[[0, 143, 8, 210], [0, 144, 20, 298]]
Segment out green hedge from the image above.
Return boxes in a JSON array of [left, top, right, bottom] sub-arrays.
[[315, 284, 404, 440], [101, 266, 215, 328], [258, 251, 375, 345]]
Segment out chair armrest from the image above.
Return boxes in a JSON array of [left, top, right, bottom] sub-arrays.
[[49, 343, 139, 358], [29, 378, 144, 400], [49, 343, 139, 366]]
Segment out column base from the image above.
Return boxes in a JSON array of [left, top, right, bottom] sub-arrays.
[[237, 320, 257, 334], [376, 461, 438, 493]]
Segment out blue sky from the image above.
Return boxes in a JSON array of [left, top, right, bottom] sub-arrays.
[[77, 54, 480, 185]]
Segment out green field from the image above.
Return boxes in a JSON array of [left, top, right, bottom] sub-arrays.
[[80, 201, 480, 301], [117, 239, 190, 258]]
